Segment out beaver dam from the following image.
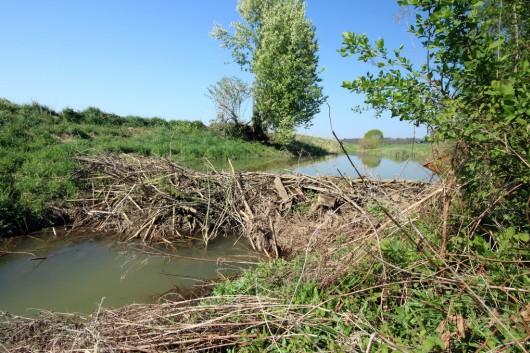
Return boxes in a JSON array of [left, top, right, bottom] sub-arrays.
[[1, 154, 443, 352], [66, 154, 440, 256]]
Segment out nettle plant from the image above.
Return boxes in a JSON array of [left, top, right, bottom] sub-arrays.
[[340, 0, 530, 235]]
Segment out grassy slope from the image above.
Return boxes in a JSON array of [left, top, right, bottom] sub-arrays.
[[0, 99, 370, 236], [293, 134, 357, 155], [0, 99, 285, 236]]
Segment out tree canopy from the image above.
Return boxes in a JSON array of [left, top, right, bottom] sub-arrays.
[[359, 129, 384, 149], [211, 0, 326, 144], [341, 0, 529, 232]]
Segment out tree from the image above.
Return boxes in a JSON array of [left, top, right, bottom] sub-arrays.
[[211, 0, 326, 144], [206, 76, 251, 137], [359, 129, 384, 149], [341, 0, 529, 232]]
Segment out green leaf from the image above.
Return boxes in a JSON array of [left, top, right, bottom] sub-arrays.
[[500, 83, 514, 97], [516, 233, 529, 242], [488, 38, 504, 50], [376, 37, 385, 50]]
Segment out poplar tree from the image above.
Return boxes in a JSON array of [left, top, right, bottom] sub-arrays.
[[211, 0, 326, 143]]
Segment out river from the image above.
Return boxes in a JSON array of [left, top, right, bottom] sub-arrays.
[[0, 154, 436, 316]]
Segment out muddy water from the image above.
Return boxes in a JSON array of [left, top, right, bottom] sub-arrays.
[[0, 231, 259, 315]]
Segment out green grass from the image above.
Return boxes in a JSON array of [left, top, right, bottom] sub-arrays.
[[0, 99, 287, 236], [209, 214, 530, 352]]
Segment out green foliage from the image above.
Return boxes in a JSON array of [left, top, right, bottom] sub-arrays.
[[211, 0, 326, 144], [206, 76, 251, 132], [341, 0, 530, 232], [364, 129, 384, 140]]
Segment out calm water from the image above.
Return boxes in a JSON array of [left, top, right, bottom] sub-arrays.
[[277, 154, 438, 182], [0, 154, 436, 316], [0, 231, 258, 315]]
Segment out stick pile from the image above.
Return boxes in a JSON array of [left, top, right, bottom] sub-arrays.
[[69, 154, 438, 256], [0, 295, 334, 352]]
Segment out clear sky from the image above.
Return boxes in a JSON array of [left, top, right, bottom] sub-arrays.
[[0, 1, 427, 139]]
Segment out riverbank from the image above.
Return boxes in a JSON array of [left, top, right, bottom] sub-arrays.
[[3, 163, 527, 351], [1, 155, 445, 351], [355, 142, 438, 164]]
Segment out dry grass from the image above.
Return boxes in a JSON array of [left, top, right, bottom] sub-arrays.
[[0, 295, 330, 352]]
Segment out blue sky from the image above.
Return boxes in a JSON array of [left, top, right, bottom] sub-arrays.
[[0, 1, 427, 139]]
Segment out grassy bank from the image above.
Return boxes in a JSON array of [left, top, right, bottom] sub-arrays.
[[356, 142, 436, 164], [294, 134, 357, 155], [0, 99, 289, 236]]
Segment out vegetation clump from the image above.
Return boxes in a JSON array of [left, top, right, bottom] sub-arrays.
[[358, 129, 384, 150]]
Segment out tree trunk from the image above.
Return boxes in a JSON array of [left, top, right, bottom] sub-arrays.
[[251, 112, 267, 142]]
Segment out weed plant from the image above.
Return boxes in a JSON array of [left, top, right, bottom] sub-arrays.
[[211, 204, 530, 352]]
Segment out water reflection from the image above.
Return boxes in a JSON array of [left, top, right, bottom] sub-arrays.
[[360, 154, 382, 168], [181, 155, 331, 173], [182, 153, 437, 182], [284, 154, 438, 182]]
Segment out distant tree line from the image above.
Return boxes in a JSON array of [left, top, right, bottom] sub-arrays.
[[342, 137, 427, 145]]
